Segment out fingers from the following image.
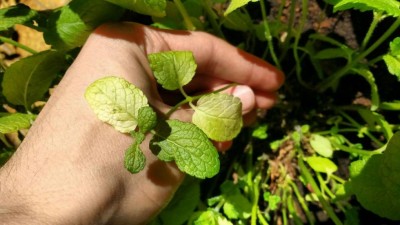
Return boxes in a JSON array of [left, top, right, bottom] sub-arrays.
[[148, 27, 285, 92]]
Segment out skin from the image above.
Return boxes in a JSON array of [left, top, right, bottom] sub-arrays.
[[0, 23, 284, 225]]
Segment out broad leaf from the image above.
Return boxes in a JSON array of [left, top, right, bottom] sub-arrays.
[[306, 156, 338, 175], [137, 106, 157, 133], [224, 0, 255, 16], [193, 210, 233, 225], [384, 38, 400, 79], [151, 2, 184, 30], [85, 76, 148, 133], [106, 0, 166, 17], [222, 10, 252, 32], [220, 181, 251, 219], [0, 113, 36, 134], [310, 134, 334, 158], [44, 0, 124, 50], [150, 120, 220, 179], [124, 132, 146, 173], [2, 50, 67, 110], [333, 0, 400, 16], [192, 93, 242, 141], [348, 132, 400, 220], [0, 4, 38, 31], [148, 51, 197, 91]]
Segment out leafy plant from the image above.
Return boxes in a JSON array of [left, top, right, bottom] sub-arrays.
[[2, 0, 400, 224]]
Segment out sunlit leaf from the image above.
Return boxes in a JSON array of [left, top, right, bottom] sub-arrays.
[[310, 134, 334, 158], [0, 113, 36, 134], [85, 76, 148, 133], [306, 156, 338, 175], [106, 0, 166, 17], [0, 4, 38, 31]]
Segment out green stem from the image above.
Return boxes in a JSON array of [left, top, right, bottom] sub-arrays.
[[361, 12, 384, 50], [202, 0, 225, 38], [299, 158, 343, 225], [173, 0, 195, 30], [260, 0, 281, 69], [316, 173, 335, 199], [251, 175, 261, 225], [0, 133, 13, 148], [288, 179, 315, 225], [332, 141, 383, 156], [317, 16, 400, 91], [257, 210, 269, 225], [0, 36, 38, 55], [330, 174, 346, 184]]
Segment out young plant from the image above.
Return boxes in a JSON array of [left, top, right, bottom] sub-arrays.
[[84, 50, 243, 179]]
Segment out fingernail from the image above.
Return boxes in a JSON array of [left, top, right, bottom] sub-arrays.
[[231, 85, 255, 114]]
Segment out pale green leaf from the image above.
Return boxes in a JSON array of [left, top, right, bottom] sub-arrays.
[[382, 54, 400, 77], [148, 51, 197, 91], [310, 134, 334, 158], [389, 37, 400, 55], [224, 0, 256, 16], [348, 132, 400, 220], [0, 4, 38, 31], [220, 181, 251, 219], [2, 50, 67, 110], [44, 0, 124, 50], [85, 76, 148, 133], [252, 124, 268, 139], [106, 0, 166, 17], [150, 120, 220, 179], [263, 192, 281, 210], [194, 210, 232, 225], [333, 0, 400, 16], [124, 132, 146, 173], [192, 93, 242, 141], [0, 113, 36, 134], [137, 106, 157, 133], [306, 156, 338, 175]]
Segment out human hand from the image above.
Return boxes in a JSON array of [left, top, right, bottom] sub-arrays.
[[0, 23, 283, 225]]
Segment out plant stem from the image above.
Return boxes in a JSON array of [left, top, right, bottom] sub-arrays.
[[202, 0, 225, 38], [361, 12, 384, 50], [257, 210, 270, 225], [316, 16, 400, 91], [299, 158, 343, 225], [173, 0, 195, 30], [0, 36, 38, 55], [260, 0, 281, 69], [332, 141, 383, 156], [288, 179, 315, 225], [251, 175, 261, 225]]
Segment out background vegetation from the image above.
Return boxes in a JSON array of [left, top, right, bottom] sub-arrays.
[[1, 0, 400, 224]]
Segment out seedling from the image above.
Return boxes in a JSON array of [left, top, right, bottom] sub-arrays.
[[84, 51, 242, 179]]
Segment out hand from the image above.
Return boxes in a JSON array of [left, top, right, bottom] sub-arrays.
[[0, 23, 284, 225]]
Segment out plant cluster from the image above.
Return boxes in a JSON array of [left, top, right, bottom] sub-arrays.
[[1, 0, 400, 224]]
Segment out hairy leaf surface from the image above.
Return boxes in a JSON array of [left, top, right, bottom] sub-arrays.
[[348, 132, 400, 220], [124, 132, 146, 173], [2, 50, 67, 110], [148, 51, 197, 90], [192, 93, 242, 141], [0, 113, 36, 134], [106, 0, 166, 17], [150, 120, 219, 179], [85, 76, 148, 133]]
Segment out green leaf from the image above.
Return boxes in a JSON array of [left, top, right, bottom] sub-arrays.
[[263, 192, 281, 210], [348, 132, 400, 220], [148, 51, 197, 91], [384, 38, 400, 79], [310, 134, 334, 158], [193, 210, 233, 225], [222, 10, 252, 32], [124, 132, 146, 173], [333, 0, 400, 16], [150, 120, 220, 179], [44, 0, 124, 50], [85, 76, 148, 133], [157, 177, 200, 225], [306, 156, 338, 175], [252, 124, 268, 139], [0, 4, 38, 31], [314, 48, 352, 60], [192, 93, 242, 141], [137, 106, 157, 133], [106, 0, 166, 17], [224, 0, 255, 16], [352, 68, 380, 111], [151, 2, 184, 30], [0, 113, 36, 134], [2, 50, 67, 110]]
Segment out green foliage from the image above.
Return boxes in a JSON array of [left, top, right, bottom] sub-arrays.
[[347, 132, 400, 220], [310, 134, 334, 158], [151, 120, 220, 178], [0, 113, 36, 134], [2, 50, 67, 110], [220, 181, 252, 219], [192, 93, 242, 141], [333, 0, 400, 16], [224, 0, 256, 16], [148, 51, 197, 91], [106, 0, 166, 17], [137, 106, 157, 133], [384, 37, 400, 79], [85, 76, 148, 133], [124, 132, 146, 173], [44, 0, 124, 50], [306, 156, 338, 175], [0, 4, 38, 31]]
